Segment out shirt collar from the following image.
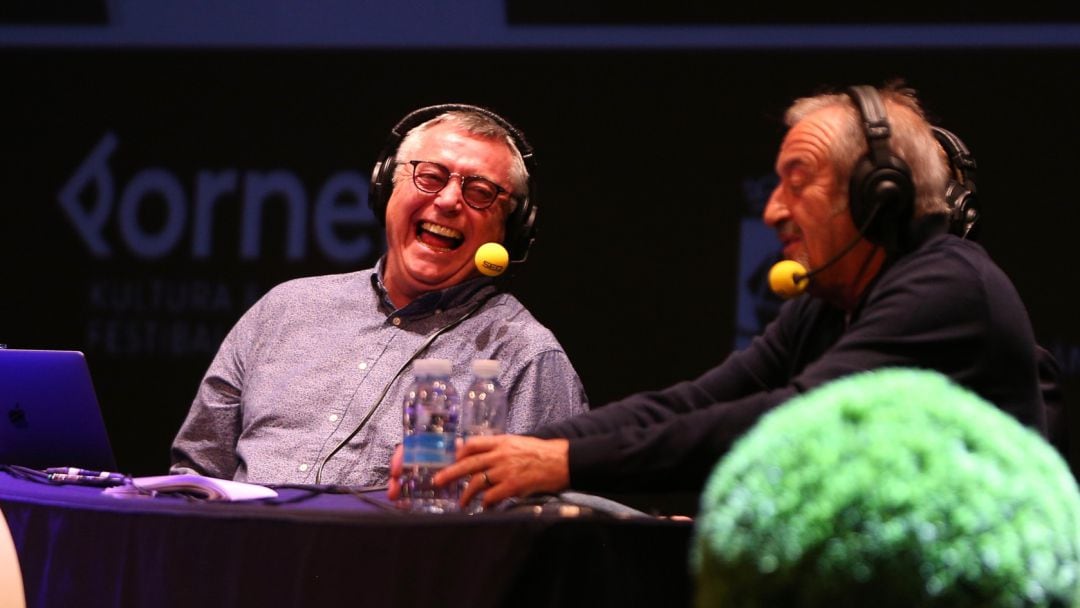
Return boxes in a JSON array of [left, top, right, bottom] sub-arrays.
[[371, 256, 498, 318]]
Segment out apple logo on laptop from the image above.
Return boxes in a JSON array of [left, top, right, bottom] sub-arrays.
[[7, 403, 28, 429]]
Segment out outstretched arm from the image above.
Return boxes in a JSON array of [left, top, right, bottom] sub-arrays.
[[433, 435, 570, 507]]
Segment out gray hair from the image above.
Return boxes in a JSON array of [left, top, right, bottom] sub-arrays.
[[784, 85, 950, 219], [394, 109, 529, 213]]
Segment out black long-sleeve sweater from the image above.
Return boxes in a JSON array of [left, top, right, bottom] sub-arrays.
[[535, 218, 1044, 493]]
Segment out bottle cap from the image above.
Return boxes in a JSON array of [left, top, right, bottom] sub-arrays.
[[471, 359, 500, 379], [414, 358, 453, 376]]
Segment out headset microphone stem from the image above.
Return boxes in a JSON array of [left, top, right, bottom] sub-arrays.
[[769, 200, 883, 299]]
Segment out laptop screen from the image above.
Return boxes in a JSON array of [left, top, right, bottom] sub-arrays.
[[0, 349, 117, 471]]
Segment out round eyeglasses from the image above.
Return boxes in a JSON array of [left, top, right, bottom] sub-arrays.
[[408, 160, 509, 210]]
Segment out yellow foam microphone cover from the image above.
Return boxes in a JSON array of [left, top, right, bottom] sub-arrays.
[[768, 259, 810, 299], [475, 242, 510, 277]]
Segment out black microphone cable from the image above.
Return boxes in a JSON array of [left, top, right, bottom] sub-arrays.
[[312, 295, 493, 485]]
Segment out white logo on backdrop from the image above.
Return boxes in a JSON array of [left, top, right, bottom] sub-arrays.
[[55, 132, 384, 357], [58, 132, 380, 263]]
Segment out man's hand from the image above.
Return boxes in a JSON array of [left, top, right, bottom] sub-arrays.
[[387, 444, 404, 500], [433, 435, 570, 508]]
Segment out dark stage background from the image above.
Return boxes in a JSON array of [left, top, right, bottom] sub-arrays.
[[2, 46, 1078, 477]]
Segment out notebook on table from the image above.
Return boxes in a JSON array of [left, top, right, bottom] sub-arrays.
[[0, 349, 118, 472]]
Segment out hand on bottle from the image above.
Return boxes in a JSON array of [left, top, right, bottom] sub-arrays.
[[433, 435, 570, 508]]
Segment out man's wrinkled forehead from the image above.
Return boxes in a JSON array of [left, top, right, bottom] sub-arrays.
[[776, 108, 846, 175]]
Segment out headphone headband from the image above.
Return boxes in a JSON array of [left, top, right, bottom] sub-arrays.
[[388, 103, 535, 162]]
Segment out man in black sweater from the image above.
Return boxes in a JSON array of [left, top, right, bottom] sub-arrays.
[[389, 84, 1046, 506]]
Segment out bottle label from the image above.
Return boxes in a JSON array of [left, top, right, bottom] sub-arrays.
[[402, 432, 455, 466]]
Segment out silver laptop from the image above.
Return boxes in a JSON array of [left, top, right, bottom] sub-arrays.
[[0, 349, 118, 471]]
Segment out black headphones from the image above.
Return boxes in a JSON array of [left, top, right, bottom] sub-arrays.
[[845, 86, 916, 249], [368, 103, 538, 264], [931, 125, 980, 240]]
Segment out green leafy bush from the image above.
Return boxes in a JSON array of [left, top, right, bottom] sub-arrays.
[[693, 368, 1080, 607]]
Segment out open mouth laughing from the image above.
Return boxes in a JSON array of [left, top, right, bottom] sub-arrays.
[[416, 220, 464, 251]]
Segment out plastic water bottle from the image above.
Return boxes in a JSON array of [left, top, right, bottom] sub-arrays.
[[461, 359, 507, 438], [399, 359, 460, 513], [461, 359, 507, 513]]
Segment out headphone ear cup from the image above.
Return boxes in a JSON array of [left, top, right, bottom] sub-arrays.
[[932, 126, 980, 241], [946, 185, 979, 239], [368, 156, 397, 226], [848, 157, 878, 237], [503, 198, 537, 262], [849, 160, 915, 246]]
